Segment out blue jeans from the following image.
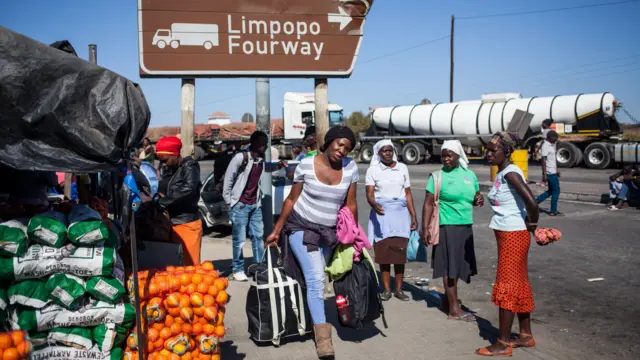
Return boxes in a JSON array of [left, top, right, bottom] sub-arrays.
[[612, 180, 639, 201], [536, 174, 560, 213], [289, 231, 333, 325], [229, 202, 265, 273]]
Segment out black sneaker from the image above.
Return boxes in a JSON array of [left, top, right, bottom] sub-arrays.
[[380, 291, 392, 301], [394, 291, 410, 301]]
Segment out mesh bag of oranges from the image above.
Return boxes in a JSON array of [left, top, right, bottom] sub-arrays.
[[0, 331, 33, 360], [126, 261, 228, 360]]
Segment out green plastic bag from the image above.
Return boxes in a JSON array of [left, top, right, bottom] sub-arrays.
[[8, 279, 50, 308], [15, 300, 135, 332], [67, 205, 109, 245], [92, 323, 128, 351], [0, 218, 29, 257], [0, 288, 8, 312], [86, 277, 125, 304], [28, 211, 68, 248], [0, 243, 118, 282], [45, 274, 86, 309], [46, 327, 94, 349]]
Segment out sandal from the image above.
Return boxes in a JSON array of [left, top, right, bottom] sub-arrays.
[[509, 333, 536, 348], [549, 212, 565, 217], [447, 313, 476, 322], [475, 340, 513, 357]]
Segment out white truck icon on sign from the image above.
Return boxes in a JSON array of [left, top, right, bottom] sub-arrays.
[[152, 23, 219, 50]]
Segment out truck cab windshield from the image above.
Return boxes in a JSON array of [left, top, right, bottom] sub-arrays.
[[329, 110, 344, 126]]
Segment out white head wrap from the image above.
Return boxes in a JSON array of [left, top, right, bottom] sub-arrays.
[[370, 139, 397, 168], [441, 140, 469, 169]]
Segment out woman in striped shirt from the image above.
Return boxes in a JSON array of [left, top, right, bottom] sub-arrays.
[[266, 126, 359, 359]]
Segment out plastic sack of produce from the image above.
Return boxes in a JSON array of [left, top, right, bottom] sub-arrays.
[[67, 205, 109, 245], [28, 211, 68, 248], [92, 323, 128, 352], [30, 346, 122, 360], [8, 279, 50, 308], [45, 274, 86, 309], [0, 288, 8, 311], [45, 327, 93, 350], [86, 277, 125, 304], [13, 300, 135, 332], [0, 243, 117, 282], [0, 218, 29, 257]]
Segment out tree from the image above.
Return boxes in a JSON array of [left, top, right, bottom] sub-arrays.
[[346, 111, 371, 136], [241, 113, 254, 123]]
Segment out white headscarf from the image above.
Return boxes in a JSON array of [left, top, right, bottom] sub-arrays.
[[370, 139, 397, 168], [441, 140, 469, 169]]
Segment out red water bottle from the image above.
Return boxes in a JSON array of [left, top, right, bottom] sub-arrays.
[[336, 295, 352, 325]]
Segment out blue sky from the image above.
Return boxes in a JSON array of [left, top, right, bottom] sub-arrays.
[[2, 0, 639, 126]]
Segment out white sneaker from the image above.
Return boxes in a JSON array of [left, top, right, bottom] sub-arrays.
[[232, 272, 249, 282]]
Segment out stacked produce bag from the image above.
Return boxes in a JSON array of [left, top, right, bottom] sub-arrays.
[[126, 262, 228, 360], [0, 203, 132, 360]]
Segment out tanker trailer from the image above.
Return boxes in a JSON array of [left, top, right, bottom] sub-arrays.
[[363, 92, 621, 168]]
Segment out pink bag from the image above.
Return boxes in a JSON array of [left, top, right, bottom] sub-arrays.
[[428, 171, 442, 246]]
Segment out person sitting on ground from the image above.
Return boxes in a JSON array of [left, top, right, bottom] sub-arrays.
[[608, 165, 640, 210], [155, 136, 203, 265], [223, 131, 286, 281], [303, 126, 319, 158], [535, 130, 564, 216]]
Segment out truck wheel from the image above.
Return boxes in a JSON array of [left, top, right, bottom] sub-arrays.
[[156, 40, 166, 49], [402, 142, 423, 165], [556, 142, 580, 168], [584, 142, 612, 169], [171, 40, 180, 49], [359, 143, 374, 163]]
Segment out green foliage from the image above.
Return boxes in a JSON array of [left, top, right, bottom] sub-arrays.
[[346, 111, 371, 135]]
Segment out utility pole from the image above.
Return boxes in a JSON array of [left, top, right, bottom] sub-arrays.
[[450, 15, 455, 103], [180, 79, 195, 158], [314, 78, 329, 150], [256, 78, 273, 234], [88, 44, 99, 196]]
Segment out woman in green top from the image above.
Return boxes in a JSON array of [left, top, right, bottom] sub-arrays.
[[422, 140, 484, 321]]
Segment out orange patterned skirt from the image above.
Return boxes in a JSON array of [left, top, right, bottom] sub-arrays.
[[491, 230, 535, 313]]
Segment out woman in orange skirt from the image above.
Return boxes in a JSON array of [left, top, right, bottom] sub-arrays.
[[477, 132, 540, 357]]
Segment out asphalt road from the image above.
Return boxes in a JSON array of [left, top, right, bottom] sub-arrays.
[[199, 159, 639, 359]]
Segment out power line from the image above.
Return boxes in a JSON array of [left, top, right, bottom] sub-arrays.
[[457, 0, 639, 20], [156, 34, 451, 116]]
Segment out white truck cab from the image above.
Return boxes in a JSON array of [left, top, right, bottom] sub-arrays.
[[282, 92, 344, 140]]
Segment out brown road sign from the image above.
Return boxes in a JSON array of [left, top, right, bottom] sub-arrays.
[[138, 0, 374, 78]]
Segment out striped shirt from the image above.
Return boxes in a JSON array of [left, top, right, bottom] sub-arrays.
[[293, 156, 359, 226]]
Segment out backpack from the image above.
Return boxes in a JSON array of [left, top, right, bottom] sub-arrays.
[[246, 248, 312, 345], [214, 151, 248, 193], [332, 257, 385, 329]]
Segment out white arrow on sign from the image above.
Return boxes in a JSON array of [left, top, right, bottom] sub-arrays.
[[328, 6, 352, 31]]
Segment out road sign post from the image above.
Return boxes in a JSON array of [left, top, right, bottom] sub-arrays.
[[314, 78, 329, 150], [256, 78, 273, 234], [180, 79, 195, 157]]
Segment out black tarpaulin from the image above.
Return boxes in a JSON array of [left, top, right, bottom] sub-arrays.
[[0, 26, 151, 172]]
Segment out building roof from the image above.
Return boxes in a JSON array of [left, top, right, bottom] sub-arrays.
[[208, 112, 231, 118]]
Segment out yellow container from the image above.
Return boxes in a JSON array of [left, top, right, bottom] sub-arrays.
[[490, 149, 529, 182]]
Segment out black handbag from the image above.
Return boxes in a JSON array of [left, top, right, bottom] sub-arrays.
[[246, 248, 312, 345]]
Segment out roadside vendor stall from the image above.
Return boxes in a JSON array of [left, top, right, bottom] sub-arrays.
[[0, 26, 150, 360]]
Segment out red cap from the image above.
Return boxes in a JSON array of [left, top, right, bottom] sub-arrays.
[[156, 136, 182, 156]]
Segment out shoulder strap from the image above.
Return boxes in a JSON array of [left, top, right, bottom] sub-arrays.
[[433, 171, 442, 201], [238, 152, 249, 173]]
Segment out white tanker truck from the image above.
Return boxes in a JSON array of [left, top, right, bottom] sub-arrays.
[[362, 92, 624, 169]]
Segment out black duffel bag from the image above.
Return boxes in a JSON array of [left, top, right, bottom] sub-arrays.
[[246, 248, 312, 345], [333, 256, 385, 329]]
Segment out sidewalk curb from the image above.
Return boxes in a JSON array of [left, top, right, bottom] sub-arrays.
[[478, 184, 607, 205]]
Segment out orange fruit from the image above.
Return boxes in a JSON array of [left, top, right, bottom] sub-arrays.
[[164, 315, 175, 327], [192, 323, 203, 335], [201, 261, 214, 271], [191, 350, 200, 359], [159, 327, 172, 340], [202, 324, 215, 335], [4, 348, 20, 360], [203, 295, 215, 307], [215, 308, 225, 326], [174, 317, 184, 325], [191, 274, 203, 285], [206, 285, 219, 298], [16, 341, 32, 357], [213, 279, 225, 292], [154, 338, 165, 350], [168, 307, 181, 317], [181, 353, 193, 360], [153, 322, 166, 331], [214, 326, 226, 338], [180, 285, 188, 293], [166, 266, 176, 272], [215, 291, 228, 306], [199, 317, 208, 326], [148, 340, 157, 353], [196, 283, 209, 294], [180, 307, 194, 323], [211, 355, 220, 360], [156, 353, 169, 360], [199, 354, 212, 360], [149, 297, 163, 307], [190, 293, 204, 307], [179, 273, 192, 286], [0, 334, 12, 350], [165, 293, 181, 308], [186, 283, 197, 294], [181, 323, 193, 335], [170, 354, 181, 360], [148, 283, 159, 296], [148, 328, 160, 342], [157, 280, 169, 294], [202, 275, 215, 287], [169, 276, 182, 292], [193, 307, 204, 317], [203, 307, 218, 322], [170, 323, 182, 336], [179, 296, 191, 309], [186, 266, 196, 272]]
